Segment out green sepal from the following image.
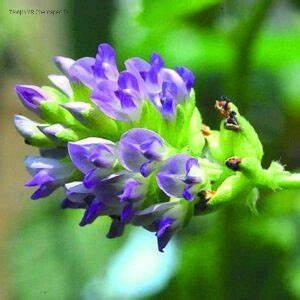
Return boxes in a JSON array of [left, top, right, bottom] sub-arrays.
[[14, 115, 55, 148], [39, 124, 87, 145], [234, 111, 264, 161], [168, 198, 194, 228], [41, 86, 69, 103], [208, 173, 253, 211], [188, 108, 205, 156], [138, 100, 164, 133], [62, 102, 119, 141], [40, 101, 89, 132], [70, 82, 92, 102]]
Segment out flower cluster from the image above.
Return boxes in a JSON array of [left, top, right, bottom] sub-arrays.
[[14, 43, 203, 252], [14, 43, 300, 252]]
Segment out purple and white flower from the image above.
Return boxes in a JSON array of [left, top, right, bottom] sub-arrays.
[[133, 201, 189, 252], [156, 154, 204, 201], [118, 128, 168, 177], [24, 156, 76, 200], [68, 137, 117, 188]]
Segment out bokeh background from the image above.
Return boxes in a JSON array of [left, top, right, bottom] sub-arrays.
[[1, 0, 300, 299]]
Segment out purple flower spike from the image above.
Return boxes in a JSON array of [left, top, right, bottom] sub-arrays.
[[175, 66, 195, 91], [156, 217, 175, 252], [68, 137, 116, 174], [24, 156, 75, 200], [94, 43, 119, 83], [15, 85, 49, 113], [156, 154, 203, 201], [118, 128, 167, 176]]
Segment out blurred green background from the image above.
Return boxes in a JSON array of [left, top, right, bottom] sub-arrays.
[[1, 0, 300, 299]]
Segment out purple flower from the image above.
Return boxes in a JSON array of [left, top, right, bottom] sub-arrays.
[[93, 43, 119, 83], [24, 156, 76, 199], [132, 201, 188, 252], [68, 137, 117, 188], [91, 71, 142, 122], [78, 172, 146, 227], [156, 154, 204, 201], [118, 128, 168, 177], [125, 53, 194, 120], [15, 85, 49, 113]]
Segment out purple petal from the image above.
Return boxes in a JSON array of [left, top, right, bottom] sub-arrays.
[[114, 90, 137, 110], [156, 173, 186, 198], [150, 52, 164, 70], [69, 57, 96, 88], [156, 217, 175, 252], [119, 178, 142, 202], [65, 181, 93, 202], [121, 203, 134, 222], [160, 96, 176, 120], [118, 128, 166, 173], [79, 200, 105, 226], [182, 185, 194, 201], [140, 161, 155, 177], [94, 43, 119, 82], [68, 138, 116, 174], [91, 88, 137, 122], [118, 71, 139, 91], [156, 154, 193, 198], [53, 56, 75, 76], [175, 66, 195, 91], [83, 168, 105, 189], [60, 102, 90, 122], [106, 218, 125, 238], [25, 170, 54, 187], [160, 69, 188, 102], [125, 57, 150, 74], [31, 185, 55, 200], [15, 85, 48, 113], [184, 158, 202, 185]]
